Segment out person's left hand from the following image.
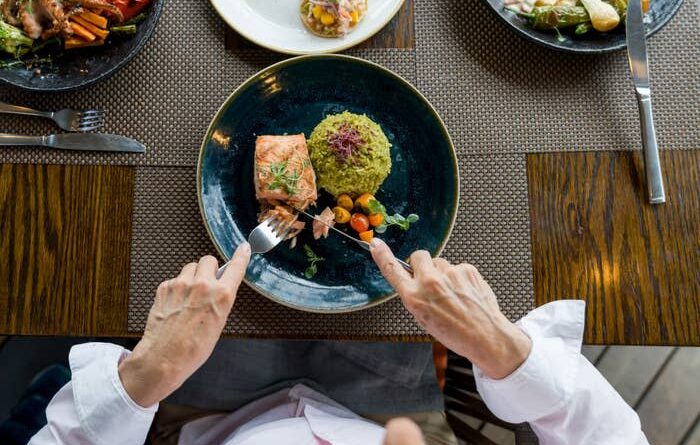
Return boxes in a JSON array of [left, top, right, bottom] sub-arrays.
[[118, 244, 251, 407]]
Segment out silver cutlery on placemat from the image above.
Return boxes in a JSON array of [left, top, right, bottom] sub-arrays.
[[627, 0, 665, 204], [0, 133, 145, 153], [0, 101, 105, 133]]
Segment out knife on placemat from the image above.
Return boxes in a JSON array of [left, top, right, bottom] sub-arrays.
[[626, 0, 665, 204], [0, 133, 145, 153]]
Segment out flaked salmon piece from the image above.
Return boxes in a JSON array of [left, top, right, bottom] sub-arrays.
[[312, 207, 335, 240], [255, 134, 317, 211]]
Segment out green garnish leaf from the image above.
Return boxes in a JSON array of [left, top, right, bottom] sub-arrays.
[[368, 199, 419, 233], [303, 244, 325, 279], [268, 161, 301, 196]]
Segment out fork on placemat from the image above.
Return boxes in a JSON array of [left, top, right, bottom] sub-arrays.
[[0, 101, 105, 133], [215, 216, 291, 278]]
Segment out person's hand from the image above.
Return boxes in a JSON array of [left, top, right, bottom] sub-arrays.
[[370, 239, 531, 380], [118, 244, 251, 407], [383, 418, 424, 445]]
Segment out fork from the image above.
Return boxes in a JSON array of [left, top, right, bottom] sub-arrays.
[[0, 101, 105, 132], [215, 216, 291, 279]]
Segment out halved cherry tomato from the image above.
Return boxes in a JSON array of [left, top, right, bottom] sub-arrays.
[[350, 213, 370, 233], [359, 230, 374, 243], [332, 206, 351, 224], [354, 193, 375, 212], [368, 213, 384, 227], [337, 194, 354, 211]]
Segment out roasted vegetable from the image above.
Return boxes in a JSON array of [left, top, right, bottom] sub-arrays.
[[359, 230, 374, 243], [604, 0, 628, 21], [336, 194, 354, 211], [112, 0, 153, 22], [574, 21, 593, 34], [580, 0, 620, 31], [520, 6, 591, 29], [368, 212, 384, 227], [0, 20, 33, 56], [109, 24, 137, 35], [332, 206, 351, 224], [354, 193, 375, 212]]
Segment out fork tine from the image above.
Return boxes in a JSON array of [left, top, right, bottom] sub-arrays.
[[79, 109, 105, 118], [78, 116, 105, 126], [77, 123, 103, 132]]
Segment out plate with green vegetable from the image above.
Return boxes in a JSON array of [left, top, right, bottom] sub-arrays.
[[198, 54, 459, 313], [486, 0, 682, 53], [0, 0, 163, 92]]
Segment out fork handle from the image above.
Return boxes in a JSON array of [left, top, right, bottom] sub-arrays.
[[0, 134, 45, 146], [0, 101, 53, 119]]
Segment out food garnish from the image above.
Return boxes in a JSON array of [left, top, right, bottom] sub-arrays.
[[268, 161, 301, 196], [336, 194, 354, 211], [368, 199, 419, 234], [303, 244, 325, 279], [354, 193, 374, 212], [350, 213, 370, 233], [327, 123, 364, 163], [358, 230, 374, 243], [332, 206, 351, 224]]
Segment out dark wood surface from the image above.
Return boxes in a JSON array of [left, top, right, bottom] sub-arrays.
[[528, 150, 700, 346], [225, 0, 414, 51], [0, 164, 133, 336]]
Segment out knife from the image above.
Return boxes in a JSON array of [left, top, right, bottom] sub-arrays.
[[0, 133, 145, 153], [626, 0, 665, 204], [296, 208, 414, 274]]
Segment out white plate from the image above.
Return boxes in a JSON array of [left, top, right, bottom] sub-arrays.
[[210, 0, 405, 55]]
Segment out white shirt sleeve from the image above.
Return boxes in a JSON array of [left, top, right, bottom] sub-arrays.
[[29, 343, 158, 445], [474, 300, 649, 445]]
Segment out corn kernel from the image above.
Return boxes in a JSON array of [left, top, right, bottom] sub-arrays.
[[312, 5, 323, 19], [320, 12, 335, 25], [350, 10, 359, 24]]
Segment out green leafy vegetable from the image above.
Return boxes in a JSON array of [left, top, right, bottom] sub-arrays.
[[303, 244, 325, 279], [267, 161, 301, 196], [368, 199, 419, 234], [0, 20, 33, 57]]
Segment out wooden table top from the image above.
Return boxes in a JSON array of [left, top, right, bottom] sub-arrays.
[[0, 2, 697, 345]]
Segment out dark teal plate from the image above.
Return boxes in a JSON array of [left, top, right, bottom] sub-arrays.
[[198, 54, 459, 313]]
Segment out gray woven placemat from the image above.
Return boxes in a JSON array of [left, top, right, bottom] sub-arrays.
[[127, 153, 533, 337], [415, 0, 699, 154]]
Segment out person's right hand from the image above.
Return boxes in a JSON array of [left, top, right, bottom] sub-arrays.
[[370, 239, 531, 380], [118, 243, 251, 407]]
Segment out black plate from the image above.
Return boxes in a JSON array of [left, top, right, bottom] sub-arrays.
[[483, 0, 683, 53], [0, 0, 164, 92]]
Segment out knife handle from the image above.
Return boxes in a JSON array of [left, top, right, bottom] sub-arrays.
[[635, 91, 666, 204], [0, 134, 45, 146]]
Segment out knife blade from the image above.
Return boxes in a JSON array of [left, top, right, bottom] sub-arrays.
[[296, 208, 414, 274], [626, 0, 666, 204], [0, 133, 145, 153]]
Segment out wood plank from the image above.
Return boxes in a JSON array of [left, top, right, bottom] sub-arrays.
[[636, 348, 700, 444], [225, 0, 414, 51], [595, 346, 675, 406], [528, 150, 700, 346], [480, 423, 516, 445], [0, 164, 134, 336], [682, 416, 700, 445]]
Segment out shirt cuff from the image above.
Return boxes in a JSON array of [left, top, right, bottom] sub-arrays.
[[474, 300, 586, 423], [69, 343, 158, 445]]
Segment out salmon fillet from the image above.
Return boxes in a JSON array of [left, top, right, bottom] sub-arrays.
[[254, 135, 317, 246], [254, 134, 317, 210]]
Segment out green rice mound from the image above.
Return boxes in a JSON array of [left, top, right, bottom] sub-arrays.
[[308, 111, 392, 198]]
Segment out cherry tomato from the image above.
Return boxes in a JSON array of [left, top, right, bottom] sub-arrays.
[[359, 230, 374, 243], [354, 193, 375, 212], [332, 206, 351, 224], [350, 213, 370, 233], [368, 213, 384, 227], [336, 194, 354, 211]]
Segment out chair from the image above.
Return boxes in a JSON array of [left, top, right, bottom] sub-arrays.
[[442, 348, 539, 445]]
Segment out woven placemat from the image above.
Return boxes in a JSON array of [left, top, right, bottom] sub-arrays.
[[414, 0, 699, 154], [127, 153, 533, 337]]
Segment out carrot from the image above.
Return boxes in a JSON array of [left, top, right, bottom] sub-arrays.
[[65, 37, 104, 50], [70, 21, 97, 41], [78, 10, 109, 29], [72, 16, 109, 39]]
